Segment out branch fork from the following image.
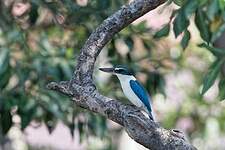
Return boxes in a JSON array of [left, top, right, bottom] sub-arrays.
[[47, 0, 197, 149]]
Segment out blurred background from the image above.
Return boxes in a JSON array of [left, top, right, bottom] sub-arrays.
[[0, 0, 225, 150]]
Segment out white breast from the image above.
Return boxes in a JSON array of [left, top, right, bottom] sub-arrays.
[[116, 74, 143, 108]]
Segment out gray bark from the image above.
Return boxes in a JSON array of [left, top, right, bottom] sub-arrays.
[[47, 0, 197, 149]]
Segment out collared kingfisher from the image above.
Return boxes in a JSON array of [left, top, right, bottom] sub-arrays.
[[99, 66, 154, 121]]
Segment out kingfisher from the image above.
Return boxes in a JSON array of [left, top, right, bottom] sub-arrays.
[[99, 66, 154, 121]]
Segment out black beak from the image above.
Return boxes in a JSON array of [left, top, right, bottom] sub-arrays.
[[99, 67, 115, 73]]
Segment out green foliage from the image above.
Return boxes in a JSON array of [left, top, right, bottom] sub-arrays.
[[173, 0, 198, 37], [0, 48, 11, 89], [198, 43, 225, 56], [154, 23, 170, 39], [219, 78, 225, 100], [0, 1, 166, 148], [0, 106, 12, 135], [155, 0, 225, 100], [173, 10, 189, 37], [0, 0, 127, 143], [201, 58, 225, 95], [172, 0, 186, 6], [195, 9, 211, 43], [0, 0, 225, 148], [181, 29, 191, 49]]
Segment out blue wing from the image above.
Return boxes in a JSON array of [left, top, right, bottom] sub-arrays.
[[129, 80, 152, 113]]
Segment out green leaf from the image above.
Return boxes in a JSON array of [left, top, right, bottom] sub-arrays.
[[173, 0, 198, 37], [195, 9, 211, 43], [59, 61, 72, 80], [0, 110, 13, 135], [78, 121, 84, 142], [183, 0, 198, 17], [29, 2, 39, 25], [219, 0, 225, 10], [198, 0, 209, 6], [0, 70, 11, 89], [0, 48, 11, 88], [132, 21, 148, 33], [46, 119, 57, 134], [42, 110, 57, 134], [219, 78, 225, 100], [108, 39, 116, 57], [154, 24, 170, 39], [173, 0, 186, 6], [97, 0, 110, 9], [207, 0, 219, 20], [201, 59, 225, 95], [20, 114, 32, 130], [0, 48, 9, 75], [181, 30, 191, 49], [173, 11, 189, 37], [158, 75, 166, 97], [124, 37, 134, 50], [16, 97, 38, 130], [198, 43, 225, 56]]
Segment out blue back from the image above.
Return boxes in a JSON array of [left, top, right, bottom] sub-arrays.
[[129, 80, 152, 113]]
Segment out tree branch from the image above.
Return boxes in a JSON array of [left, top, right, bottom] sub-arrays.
[[47, 0, 197, 149]]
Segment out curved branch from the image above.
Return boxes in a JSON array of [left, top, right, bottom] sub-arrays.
[[47, 0, 197, 149], [72, 0, 166, 85]]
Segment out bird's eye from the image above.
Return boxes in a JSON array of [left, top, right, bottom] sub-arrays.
[[115, 68, 123, 73], [115, 68, 130, 75], [119, 69, 127, 74]]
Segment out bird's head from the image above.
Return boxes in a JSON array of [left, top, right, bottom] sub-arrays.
[[99, 66, 134, 76]]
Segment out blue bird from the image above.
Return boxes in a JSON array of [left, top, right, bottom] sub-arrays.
[[99, 66, 154, 121]]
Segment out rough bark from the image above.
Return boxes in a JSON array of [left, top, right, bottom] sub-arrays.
[[47, 0, 197, 149]]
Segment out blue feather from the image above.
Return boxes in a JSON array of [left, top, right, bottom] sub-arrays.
[[129, 80, 152, 114]]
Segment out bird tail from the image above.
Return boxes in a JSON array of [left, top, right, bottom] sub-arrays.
[[148, 112, 154, 121], [143, 106, 154, 121], [145, 107, 154, 121]]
